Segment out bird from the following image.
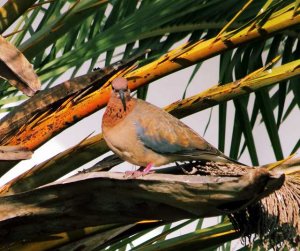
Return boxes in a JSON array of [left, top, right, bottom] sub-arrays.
[[102, 77, 241, 176]]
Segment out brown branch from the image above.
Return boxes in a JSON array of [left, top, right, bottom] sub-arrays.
[[0, 35, 40, 96], [0, 168, 283, 245], [0, 145, 32, 160]]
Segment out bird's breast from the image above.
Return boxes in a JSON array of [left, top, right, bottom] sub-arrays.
[[102, 97, 136, 128]]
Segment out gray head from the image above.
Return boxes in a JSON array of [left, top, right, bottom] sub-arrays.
[[111, 77, 130, 111]]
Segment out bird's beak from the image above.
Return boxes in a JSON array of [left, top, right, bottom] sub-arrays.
[[119, 90, 127, 111]]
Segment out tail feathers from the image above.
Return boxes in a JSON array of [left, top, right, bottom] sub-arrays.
[[167, 150, 245, 165]]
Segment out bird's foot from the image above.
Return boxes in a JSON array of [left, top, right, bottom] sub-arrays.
[[124, 163, 154, 178], [124, 170, 154, 178]]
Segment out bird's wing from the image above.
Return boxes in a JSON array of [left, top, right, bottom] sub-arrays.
[[133, 101, 220, 157]]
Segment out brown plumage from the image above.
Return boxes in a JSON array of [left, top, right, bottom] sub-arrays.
[[102, 77, 239, 169]]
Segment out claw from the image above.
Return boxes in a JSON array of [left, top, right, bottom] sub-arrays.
[[124, 163, 154, 179]]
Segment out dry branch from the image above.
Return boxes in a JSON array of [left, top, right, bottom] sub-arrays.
[[165, 60, 300, 118], [0, 168, 283, 245], [0, 53, 144, 144], [0, 145, 32, 160], [0, 134, 108, 194], [0, 35, 40, 96]]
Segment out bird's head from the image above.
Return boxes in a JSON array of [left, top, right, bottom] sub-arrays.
[[111, 77, 130, 111]]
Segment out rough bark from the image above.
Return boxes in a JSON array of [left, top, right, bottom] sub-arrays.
[[0, 168, 283, 244]]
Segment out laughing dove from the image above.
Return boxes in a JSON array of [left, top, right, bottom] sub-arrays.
[[102, 77, 240, 174]]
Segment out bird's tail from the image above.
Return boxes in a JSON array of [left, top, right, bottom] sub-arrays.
[[167, 150, 245, 166]]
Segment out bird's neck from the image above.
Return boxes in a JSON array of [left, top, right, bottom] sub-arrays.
[[102, 93, 136, 128]]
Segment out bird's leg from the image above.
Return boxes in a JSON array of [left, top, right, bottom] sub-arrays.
[[124, 162, 154, 178], [143, 162, 153, 173]]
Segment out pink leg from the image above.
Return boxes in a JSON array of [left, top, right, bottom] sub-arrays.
[[124, 162, 154, 178], [143, 162, 153, 173]]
